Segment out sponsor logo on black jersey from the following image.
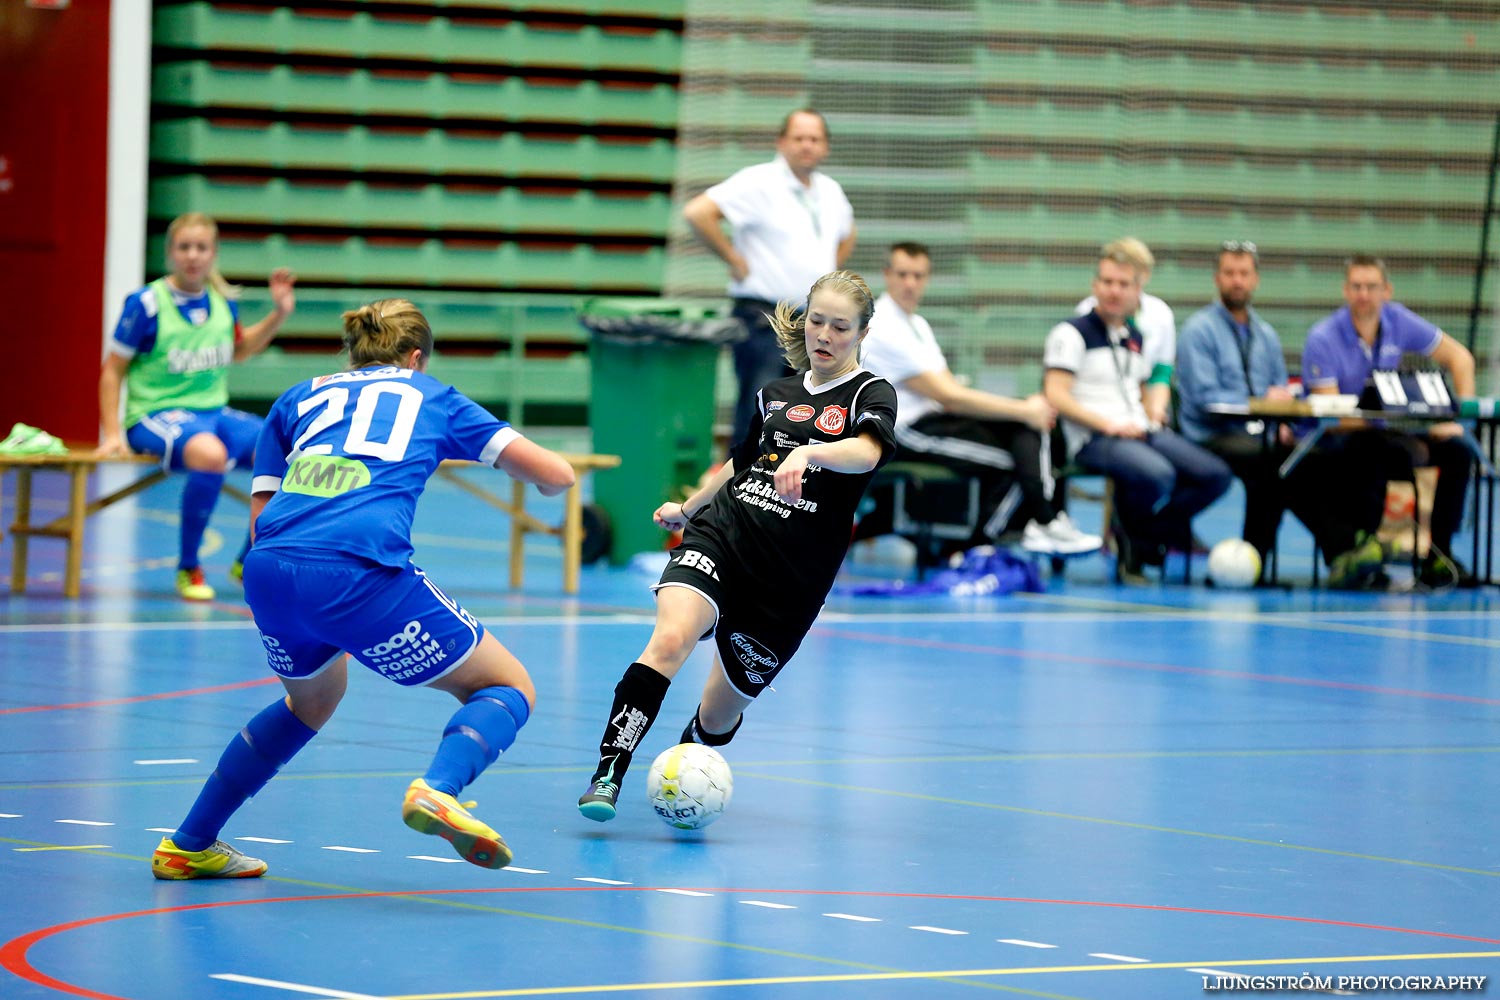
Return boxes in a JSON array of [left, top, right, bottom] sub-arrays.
[[766, 400, 787, 411], [785, 404, 815, 422], [815, 405, 847, 434], [729, 632, 778, 682]]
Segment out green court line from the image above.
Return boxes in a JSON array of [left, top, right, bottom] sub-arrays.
[[737, 772, 1500, 879]]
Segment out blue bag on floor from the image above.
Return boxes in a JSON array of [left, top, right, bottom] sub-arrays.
[[842, 546, 1044, 597]]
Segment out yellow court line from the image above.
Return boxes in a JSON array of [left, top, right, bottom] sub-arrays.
[[13, 844, 110, 852], [739, 773, 1500, 878], [382, 951, 1500, 999]]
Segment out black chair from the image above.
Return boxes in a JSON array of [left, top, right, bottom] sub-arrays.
[[854, 461, 981, 577]]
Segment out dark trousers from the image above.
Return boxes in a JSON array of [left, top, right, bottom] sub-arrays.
[[1324, 429, 1471, 554], [728, 298, 793, 452], [896, 414, 1055, 542], [1076, 428, 1233, 560], [1205, 430, 1362, 567]]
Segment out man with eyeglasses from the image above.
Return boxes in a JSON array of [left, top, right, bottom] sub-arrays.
[[1301, 255, 1478, 588], [1177, 241, 1375, 587]]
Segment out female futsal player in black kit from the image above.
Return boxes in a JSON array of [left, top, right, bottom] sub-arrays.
[[579, 269, 898, 820]]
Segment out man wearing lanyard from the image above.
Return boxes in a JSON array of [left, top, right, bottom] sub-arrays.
[[682, 109, 857, 453], [860, 242, 1100, 555], [1302, 255, 1478, 588], [1177, 241, 1373, 586], [1044, 246, 1232, 582]]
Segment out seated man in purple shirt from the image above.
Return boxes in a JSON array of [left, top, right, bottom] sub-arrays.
[[1302, 255, 1478, 588]]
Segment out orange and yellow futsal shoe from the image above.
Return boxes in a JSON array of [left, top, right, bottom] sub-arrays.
[[152, 837, 267, 880], [401, 778, 512, 869]]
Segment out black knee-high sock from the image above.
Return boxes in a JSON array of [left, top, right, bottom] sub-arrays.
[[681, 706, 743, 747], [592, 662, 671, 786]]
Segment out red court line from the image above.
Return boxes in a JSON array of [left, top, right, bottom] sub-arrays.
[[5, 887, 1498, 999], [0, 676, 280, 716], [817, 628, 1500, 706]]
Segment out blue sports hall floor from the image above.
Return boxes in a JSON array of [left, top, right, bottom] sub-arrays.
[[2, 449, 1498, 1000]]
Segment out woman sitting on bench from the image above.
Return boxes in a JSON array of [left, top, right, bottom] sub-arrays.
[[96, 211, 296, 601]]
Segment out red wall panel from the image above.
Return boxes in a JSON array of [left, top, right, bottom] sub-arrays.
[[0, 2, 112, 443]]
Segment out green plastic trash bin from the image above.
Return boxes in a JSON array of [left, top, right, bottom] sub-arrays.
[[580, 298, 744, 565]]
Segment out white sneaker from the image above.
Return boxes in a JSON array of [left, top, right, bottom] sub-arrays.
[[1021, 521, 1062, 554], [1037, 512, 1103, 555]]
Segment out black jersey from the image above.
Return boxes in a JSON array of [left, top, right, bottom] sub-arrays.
[[688, 367, 897, 603]]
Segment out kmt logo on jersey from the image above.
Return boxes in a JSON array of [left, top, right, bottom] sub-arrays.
[[785, 404, 815, 422], [815, 405, 847, 434]]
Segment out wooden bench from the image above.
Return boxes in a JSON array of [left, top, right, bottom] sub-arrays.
[[433, 452, 620, 595], [0, 449, 619, 598], [0, 450, 168, 598]]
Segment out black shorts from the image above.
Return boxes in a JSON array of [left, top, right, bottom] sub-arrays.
[[652, 531, 820, 699]]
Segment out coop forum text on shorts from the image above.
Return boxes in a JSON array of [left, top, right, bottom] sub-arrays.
[[1202, 974, 1487, 993]]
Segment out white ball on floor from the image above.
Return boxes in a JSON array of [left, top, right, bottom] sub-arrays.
[[1208, 539, 1261, 589], [646, 743, 733, 830]]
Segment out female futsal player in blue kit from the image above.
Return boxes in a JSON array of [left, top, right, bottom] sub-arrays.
[[151, 299, 576, 878], [578, 270, 898, 819], [97, 212, 296, 602]]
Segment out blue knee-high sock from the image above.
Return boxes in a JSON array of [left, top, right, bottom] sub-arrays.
[[173, 699, 317, 852], [179, 471, 224, 570], [423, 686, 531, 797]]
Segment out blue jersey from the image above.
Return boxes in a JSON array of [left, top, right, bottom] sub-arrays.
[[251, 365, 518, 567]]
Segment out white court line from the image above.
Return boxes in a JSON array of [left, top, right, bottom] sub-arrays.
[[502, 866, 548, 874], [145, 827, 174, 833], [409, 855, 465, 864], [0, 813, 20, 818], [210, 973, 383, 999], [238, 837, 292, 844], [911, 925, 968, 935], [740, 900, 796, 909], [657, 889, 712, 897], [135, 758, 198, 765], [998, 938, 1056, 948], [824, 913, 881, 922], [1091, 952, 1150, 962], [55, 819, 112, 827], [576, 876, 631, 885], [322, 846, 378, 854]]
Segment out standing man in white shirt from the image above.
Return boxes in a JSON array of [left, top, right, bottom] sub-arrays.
[[860, 242, 1100, 555], [683, 108, 857, 451]]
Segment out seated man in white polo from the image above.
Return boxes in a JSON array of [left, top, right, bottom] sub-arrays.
[[859, 241, 1100, 556]]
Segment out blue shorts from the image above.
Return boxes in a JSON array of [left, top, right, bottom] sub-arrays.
[[241, 549, 487, 687], [127, 407, 262, 472]]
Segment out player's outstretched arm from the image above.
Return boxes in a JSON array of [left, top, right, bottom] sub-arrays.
[[658, 459, 736, 529], [495, 437, 577, 497]]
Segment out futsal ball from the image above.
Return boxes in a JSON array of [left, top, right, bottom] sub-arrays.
[[646, 743, 733, 830], [1208, 539, 1261, 589]]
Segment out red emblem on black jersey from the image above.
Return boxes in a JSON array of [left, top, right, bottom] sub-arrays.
[[786, 404, 815, 422], [815, 405, 847, 434]]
